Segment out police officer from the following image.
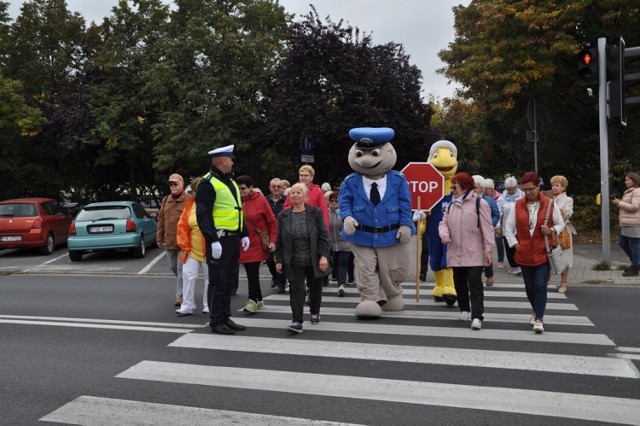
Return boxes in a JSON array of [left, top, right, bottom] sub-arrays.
[[196, 145, 250, 335]]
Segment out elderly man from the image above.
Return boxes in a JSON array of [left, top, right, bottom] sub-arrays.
[[157, 173, 189, 306], [196, 145, 250, 335], [266, 177, 287, 293]]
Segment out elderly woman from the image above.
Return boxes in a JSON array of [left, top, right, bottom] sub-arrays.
[[236, 175, 278, 313], [275, 183, 331, 334], [496, 176, 524, 275], [176, 177, 209, 316], [504, 172, 564, 334], [550, 175, 576, 293], [612, 172, 640, 277], [439, 172, 495, 330]]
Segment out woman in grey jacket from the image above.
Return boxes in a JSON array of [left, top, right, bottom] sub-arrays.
[[275, 183, 331, 334]]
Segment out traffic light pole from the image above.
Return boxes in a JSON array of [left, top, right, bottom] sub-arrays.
[[598, 37, 611, 264]]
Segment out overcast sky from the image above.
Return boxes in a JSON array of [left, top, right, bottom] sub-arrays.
[[6, 0, 471, 99]]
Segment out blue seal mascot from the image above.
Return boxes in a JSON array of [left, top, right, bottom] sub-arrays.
[[339, 127, 416, 318]]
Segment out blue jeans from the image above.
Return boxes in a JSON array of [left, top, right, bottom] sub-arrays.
[[619, 234, 640, 266], [495, 236, 505, 262], [520, 262, 550, 321]]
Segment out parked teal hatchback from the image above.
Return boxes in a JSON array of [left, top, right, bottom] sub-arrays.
[[67, 201, 157, 261]]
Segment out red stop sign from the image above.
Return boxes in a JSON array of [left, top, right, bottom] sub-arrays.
[[401, 162, 445, 211]]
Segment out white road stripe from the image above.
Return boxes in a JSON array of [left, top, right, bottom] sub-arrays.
[[169, 334, 638, 378], [225, 317, 611, 345], [614, 354, 640, 360], [0, 319, 194, 333], [40, 396, 361, 426], [348, 287, 567, 299], [138, 251, 167, 275], [22, 253, 68, 272], [266, 294, 579, 310], [617, 346, 640, 353], [0, 314, 201, 329], [245, 304, 593, 326], [117, 362, 640, 424]]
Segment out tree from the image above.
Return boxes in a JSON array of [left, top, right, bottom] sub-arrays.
[[435, 0, 640, 194], [143, 0, 290, 182], [261, 7, 439, 186]]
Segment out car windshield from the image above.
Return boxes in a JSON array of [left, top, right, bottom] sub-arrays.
[[0, 203, 38, 217], [76, 206, 131, 221]]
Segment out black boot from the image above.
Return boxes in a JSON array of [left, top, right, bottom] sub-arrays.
[[622, 265, 639, 277]]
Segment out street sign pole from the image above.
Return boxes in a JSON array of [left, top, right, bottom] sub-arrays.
[[598, 37, 611, 264]]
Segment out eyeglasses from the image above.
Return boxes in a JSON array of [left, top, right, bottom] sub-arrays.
[[451, 184, 460, 189], [522, 186, 538, 192], [169, 182, 180, 187], [329, 199, 338, 203]]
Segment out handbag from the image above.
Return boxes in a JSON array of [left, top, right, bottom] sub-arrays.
[[544, 201, 569, 275], [245, 214, 271, 253], [558, 227, 571, 250], [558, 208, 571, 249]]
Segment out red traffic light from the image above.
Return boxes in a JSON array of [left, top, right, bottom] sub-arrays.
[[577, 47, 598, 87], [580, 51, 593, 65]]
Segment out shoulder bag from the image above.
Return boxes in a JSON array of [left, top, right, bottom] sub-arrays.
[[544, 200, 569, 274], [245, 210, 270, 253]]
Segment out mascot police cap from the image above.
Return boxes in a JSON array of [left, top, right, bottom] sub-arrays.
[[428, 140, 457, 158], [348, 127, 395, 149]]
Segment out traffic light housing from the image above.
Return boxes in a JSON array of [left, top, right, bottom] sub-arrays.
[[578, 46, 598, 87], [608, 37, 640, 126]]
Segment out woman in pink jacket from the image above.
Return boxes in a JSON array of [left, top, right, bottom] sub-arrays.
[[439, 172, 495, 330], [236, 175, 278, 313]]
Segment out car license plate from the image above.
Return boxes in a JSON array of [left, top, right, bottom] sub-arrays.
[[0, 235, 22, 242], [89, 226, 114, 234]]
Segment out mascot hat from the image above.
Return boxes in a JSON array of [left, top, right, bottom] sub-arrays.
[[349, 127, 395, 148], [429, 140, 457, 158]]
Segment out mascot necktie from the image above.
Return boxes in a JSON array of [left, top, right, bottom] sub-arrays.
[[370, 182, 381, 205]]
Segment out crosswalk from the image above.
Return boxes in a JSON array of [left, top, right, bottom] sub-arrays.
[[40, 282, 640, 425]]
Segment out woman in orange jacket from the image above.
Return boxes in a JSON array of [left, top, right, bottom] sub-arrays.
[[176, 177, 209, 316]]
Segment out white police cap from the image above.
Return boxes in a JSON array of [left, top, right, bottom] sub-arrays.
[[208, 144, 235, 158]]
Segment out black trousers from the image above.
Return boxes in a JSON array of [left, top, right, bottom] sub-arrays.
[[452, 266, 484, 321], [289, 265, 323, 323], [243, 261, 262, 302], [207, 235, 240, 326]]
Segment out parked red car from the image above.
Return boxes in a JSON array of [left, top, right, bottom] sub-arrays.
[[0, 198, 73, 255]]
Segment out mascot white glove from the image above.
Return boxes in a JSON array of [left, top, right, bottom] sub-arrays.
[[210, 241, 222, 259], [396, 225, 411, 243], [241, 236, 250, 251], [412, 211, 426, 222], [343, 216, 359, 235]]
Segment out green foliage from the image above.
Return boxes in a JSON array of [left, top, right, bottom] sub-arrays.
[[434, 0, 640, 195], [260, 7, 439, 186]]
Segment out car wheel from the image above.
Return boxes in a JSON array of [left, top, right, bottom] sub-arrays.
[[40, 233, 55, 255], [132, 235, 146, 258], [69, 251, 83, 261]]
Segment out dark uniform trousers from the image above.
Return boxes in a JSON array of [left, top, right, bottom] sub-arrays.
[[207, 234, 240, 326]]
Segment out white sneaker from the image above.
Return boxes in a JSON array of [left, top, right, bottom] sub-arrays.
[[533, 320, 544, 333], [458, 311, 470, 321], [471, 318, 482, 330], [529, 313, 535, 326], [497, 262, 505, 269]]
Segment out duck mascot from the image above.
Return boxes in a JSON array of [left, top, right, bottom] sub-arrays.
[[426, 140, 458, 305], [339, 127, 416, 318]]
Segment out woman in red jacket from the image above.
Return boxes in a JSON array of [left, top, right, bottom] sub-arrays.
[[503, 172, 564, 334], [236, 175, 278, 313]]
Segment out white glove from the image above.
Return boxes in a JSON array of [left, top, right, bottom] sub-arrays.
[[412, 211, 426, 222], [343, 216, 359, 235], [210, 242, 222, 259], [241, 236, 250, 251], [396, 225, 411, 243]]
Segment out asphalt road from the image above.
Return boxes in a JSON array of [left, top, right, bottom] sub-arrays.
[[1, 247, 639, 425]]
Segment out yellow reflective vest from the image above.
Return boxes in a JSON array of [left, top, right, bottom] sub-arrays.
[[203, 172, 243, 232]]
